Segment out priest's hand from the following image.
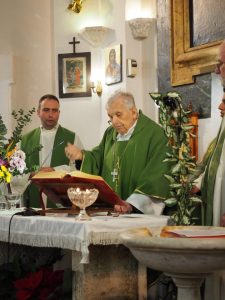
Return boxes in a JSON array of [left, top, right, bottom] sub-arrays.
[[65, 143, 83, 161], [114, 201, 133, 214]]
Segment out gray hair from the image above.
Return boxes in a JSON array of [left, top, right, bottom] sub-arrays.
[[106, 91, 136, 110]]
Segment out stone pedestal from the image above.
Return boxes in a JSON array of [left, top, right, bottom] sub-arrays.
[[168, 273, 206, 300], [72, 244, 147, 300]]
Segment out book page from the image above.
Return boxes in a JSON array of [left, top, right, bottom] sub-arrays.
[[170, 229, 225, 238], [32, 170, 104, 181], [68, 171, 104, 181], [32, 170, 67, 179], [162, 227, 225, 238]]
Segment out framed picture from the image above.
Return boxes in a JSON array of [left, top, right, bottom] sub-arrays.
[[105, 44, 122, 85], [58, 52, 91, 98]]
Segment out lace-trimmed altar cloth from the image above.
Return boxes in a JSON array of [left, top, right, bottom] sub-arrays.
[[0, 211, 168, 263]]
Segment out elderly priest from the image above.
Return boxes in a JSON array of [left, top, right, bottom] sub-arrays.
[[65, 91, 171, 215]]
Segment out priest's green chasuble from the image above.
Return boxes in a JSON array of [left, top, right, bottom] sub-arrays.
[[201, 118, 225, 225], [81, 112, 171, 201], [21, 125, 75, 207]]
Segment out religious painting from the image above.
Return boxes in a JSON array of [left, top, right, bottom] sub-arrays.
[[58, 52, 91, 98], [105, 44, 122, 85]]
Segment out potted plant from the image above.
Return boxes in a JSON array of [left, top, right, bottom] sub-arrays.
[[149, 91, 201, 225]]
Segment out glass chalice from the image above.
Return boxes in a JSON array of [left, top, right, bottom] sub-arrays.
[[67, 187, 99, 221], [5, 193, 21, 210]]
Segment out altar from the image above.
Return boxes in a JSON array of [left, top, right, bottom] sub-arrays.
[[0, 210, 168, 299]]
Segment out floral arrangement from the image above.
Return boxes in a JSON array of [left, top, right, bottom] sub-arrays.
[[150, 91, 201, 225], [0, 108, 36, 188]]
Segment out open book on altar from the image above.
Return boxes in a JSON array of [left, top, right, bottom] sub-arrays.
[[31, 170, 124, 209], [160, 226, 225, 238]]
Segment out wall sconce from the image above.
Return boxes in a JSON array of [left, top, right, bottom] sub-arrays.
[[128, 18, 155, 40], [91, 81, 103, 96], [79, 26, 114, 48], [67, 0, 83, 13]]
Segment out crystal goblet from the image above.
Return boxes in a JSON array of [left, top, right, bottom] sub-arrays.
[[67, 187, 99, 221], [5, 193, 21, 210]]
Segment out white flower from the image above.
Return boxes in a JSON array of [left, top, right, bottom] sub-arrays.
[[12, 150, 26, 160], [9, 150, 27, 174]]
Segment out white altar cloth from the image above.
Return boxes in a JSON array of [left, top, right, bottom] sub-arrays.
[[0, 210, 168, 263]]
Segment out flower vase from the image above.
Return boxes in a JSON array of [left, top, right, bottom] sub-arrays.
[[2, 178, 26, 209], [6, 182, 12, 194], [0, 182, 9, 195], [0, 182, 9, 209]]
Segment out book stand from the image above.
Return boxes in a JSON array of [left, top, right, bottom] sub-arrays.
[[31, 175, 123, 215]]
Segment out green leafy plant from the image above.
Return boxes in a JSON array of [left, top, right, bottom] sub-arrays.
[[150, 91, 201, 225]]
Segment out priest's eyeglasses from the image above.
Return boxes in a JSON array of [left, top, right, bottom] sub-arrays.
[[108, 120, 112, 125]]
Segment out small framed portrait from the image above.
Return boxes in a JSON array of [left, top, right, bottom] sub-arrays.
[[58, 52, 91, 98], [105, 44, 122, 85]]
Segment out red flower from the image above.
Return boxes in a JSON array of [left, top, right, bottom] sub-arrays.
[[13, 267, 64, 300], [41, 268, 63, 287]]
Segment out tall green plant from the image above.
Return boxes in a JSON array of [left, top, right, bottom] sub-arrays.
[[150, 92, 201, 225]]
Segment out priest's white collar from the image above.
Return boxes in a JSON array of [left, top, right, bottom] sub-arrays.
[[40, 124, 59, 132], [116, 120, 137, 141]]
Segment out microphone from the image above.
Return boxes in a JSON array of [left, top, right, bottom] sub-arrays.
[[17, 140, 65, 216]]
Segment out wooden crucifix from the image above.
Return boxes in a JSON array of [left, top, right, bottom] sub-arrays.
[[68, 37, 80, 53]]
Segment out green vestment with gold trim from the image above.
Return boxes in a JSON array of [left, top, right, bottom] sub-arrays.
[[200, 120, 225, 225], [81, 111, 171, 202]]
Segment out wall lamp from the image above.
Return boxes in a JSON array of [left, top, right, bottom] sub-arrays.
[[67, 0, 84, 13], [128, 17, 155, 40], [91, 81, 103, 97]]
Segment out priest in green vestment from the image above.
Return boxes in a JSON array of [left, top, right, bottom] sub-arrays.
[[65, 91, 171, 214], [193, 40, 225, 300], [21, 94, 80, 208], [193, 40, 225, 227], [193, 93, 225, 226]]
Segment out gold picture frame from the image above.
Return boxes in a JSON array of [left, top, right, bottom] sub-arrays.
[[58, 52, 91, 98], [170, 0, 223, 86]]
